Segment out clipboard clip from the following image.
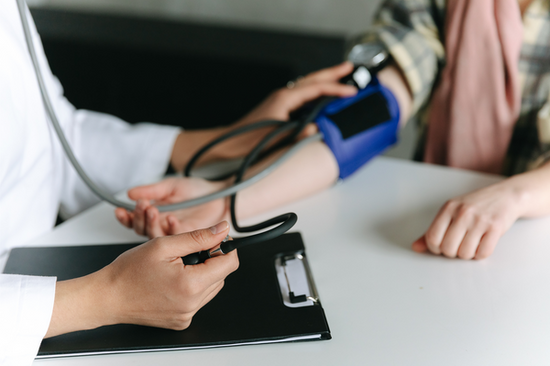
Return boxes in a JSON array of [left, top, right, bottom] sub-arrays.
[[275, 252, 321, 308]]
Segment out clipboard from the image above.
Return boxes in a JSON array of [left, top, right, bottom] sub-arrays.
[[3, 232, 330, 358]]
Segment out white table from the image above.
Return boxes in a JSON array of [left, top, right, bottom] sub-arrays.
[[22, 156, 550, 365]]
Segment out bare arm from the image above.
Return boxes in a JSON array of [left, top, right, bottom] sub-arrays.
[[378, 64, 413, 127], [116, 63, 413, 236]]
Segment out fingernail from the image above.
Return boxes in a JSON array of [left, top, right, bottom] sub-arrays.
[[210, 221, 229, 235], [147, 210, 155, 220]]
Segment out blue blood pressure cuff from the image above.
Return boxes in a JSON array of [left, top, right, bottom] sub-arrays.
[[315, 77, 400, 179]]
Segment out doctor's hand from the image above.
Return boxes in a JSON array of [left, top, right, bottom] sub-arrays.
[[46, 222, 238, 338], [237, 61, 357, 125], [411, 181, 524, 260], [170, 62, 357, 171], [115, 177, 230, 238]]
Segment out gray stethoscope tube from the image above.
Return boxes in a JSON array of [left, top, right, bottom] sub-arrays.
[[16, 0, 320, 212]]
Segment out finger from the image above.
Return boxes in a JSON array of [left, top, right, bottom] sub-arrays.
[[133, 199, 150, 236], [145, 206, 166, 239], [411, 236, 429, 253], [128, 178, 177, 201], [191, 250, 239, 287], [456, 227, 486, 260], [167, 215, 184, 235], [115, 208, 132, 228], [301, 62, 354, 84], [439, 220, 469, 258], [196, 280, 225, 310], [184, 281, 225, 326], [474, 229, 501, 260], [424, 202, 456, 255], [164, 221, 231, 257]]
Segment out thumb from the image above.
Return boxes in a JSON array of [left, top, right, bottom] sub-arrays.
[[163, 221, 230, 258], [411, 236, 429, 253], [128, 178, 177, 201]]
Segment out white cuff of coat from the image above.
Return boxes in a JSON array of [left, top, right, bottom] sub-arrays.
[[0, 274, 56, 366]]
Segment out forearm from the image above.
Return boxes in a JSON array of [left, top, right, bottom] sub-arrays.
[[234, 141, 339, 219]]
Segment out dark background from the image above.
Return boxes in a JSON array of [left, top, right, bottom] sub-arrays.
[[31, 8, 347, 129]]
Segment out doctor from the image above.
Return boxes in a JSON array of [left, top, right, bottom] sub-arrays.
[[0, 1, 357, 365]]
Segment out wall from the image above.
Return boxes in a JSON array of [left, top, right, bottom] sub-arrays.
[[27, 0, 383, 36]]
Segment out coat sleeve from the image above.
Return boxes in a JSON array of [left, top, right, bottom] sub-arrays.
[[349, 0, 446, 114], [26, 6, 181, 218], [56, 106, 181, 218], [0, 274, 56, 366]]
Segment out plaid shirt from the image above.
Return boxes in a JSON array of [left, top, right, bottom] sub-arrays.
[[351, 0, 550, 175]]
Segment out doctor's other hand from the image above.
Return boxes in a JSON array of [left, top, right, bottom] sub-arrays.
[[170, 62, 356, 172], [237, 61, 357, 125], [411, 181, 524, 260], [115, 177, 229, 238], [46, 222, 239, 338]]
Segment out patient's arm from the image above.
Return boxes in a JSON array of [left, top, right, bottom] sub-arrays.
[[115, 64, 413, 237], [115, 141, 337, 236]]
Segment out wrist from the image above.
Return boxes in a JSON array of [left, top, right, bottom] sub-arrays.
[[505, 169, 550, 218], [497, 174, 538, 218], [46, 271, 114, 338]]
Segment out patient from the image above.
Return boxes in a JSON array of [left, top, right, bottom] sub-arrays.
[[118, 0, 550, 261]]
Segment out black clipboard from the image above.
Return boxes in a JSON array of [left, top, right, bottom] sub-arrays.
[[3, 232, 330, 358]]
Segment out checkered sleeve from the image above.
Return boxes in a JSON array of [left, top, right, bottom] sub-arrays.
[[349, 0, 446, 114]]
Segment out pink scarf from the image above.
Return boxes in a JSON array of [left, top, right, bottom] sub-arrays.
[[424, 0, 523, 174]]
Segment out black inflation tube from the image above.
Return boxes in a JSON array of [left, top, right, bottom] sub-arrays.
[[181, 96, 334, 264]]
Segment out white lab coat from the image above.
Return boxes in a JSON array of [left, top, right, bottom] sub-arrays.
[[0, 3, 180, 365]]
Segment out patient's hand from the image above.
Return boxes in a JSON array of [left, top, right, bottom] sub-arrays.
[[116, 177, 230, 238], [411, 181, 524, 260]]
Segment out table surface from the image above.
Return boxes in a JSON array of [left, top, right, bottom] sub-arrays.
[[22, 156, 550, 366]]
